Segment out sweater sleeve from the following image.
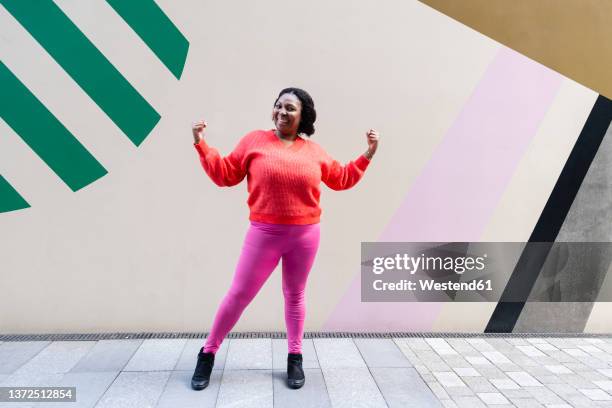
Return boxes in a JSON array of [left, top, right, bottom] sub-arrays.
[[193, 136, 248, 187], [320, 149, 371, 191]]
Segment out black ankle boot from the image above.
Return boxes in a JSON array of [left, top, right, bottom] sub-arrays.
[[191, 347, 215, 390], [287, 353, 305, 389]]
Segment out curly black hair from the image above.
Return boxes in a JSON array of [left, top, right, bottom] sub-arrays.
[[274, 87, 316, 136]]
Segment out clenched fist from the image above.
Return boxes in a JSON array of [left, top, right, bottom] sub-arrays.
[[192, 120, 207, 144], [365, 129, 380, 159]]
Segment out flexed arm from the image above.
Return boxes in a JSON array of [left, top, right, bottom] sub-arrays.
[[321, 129, 380, 190], [192, 120, 247, 187]]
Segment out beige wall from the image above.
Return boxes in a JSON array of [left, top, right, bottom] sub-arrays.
[[0, 0, 606, 333]]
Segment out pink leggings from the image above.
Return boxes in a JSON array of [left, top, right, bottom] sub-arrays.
[[203, 221, 320, 354]]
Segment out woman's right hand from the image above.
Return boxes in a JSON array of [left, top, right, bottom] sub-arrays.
[[192, 120, 207, 144]]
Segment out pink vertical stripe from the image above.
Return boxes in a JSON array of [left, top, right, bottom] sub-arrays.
[[322, 47, 562, 331]]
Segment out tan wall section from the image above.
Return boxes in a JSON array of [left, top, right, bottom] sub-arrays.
[[419, 0, 612, 99]]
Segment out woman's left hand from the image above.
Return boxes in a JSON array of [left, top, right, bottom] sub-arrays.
[[365, 129, 379, 159]]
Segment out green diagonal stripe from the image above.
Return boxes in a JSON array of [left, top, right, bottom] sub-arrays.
[[0, 175, 30, 213], [106, 0, 189, 79], [0, 62, 107, 192], [1, 0, 160, 146]]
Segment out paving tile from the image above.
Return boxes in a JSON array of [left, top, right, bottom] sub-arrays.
[[446, 339, 478, 353], [578, 369, 608, 381], [123, 339, 186, 371], [452, 396, 487, 407], [415, 364, 432, 375], [4, 342, 94, 377], [517, 345, 547, 357], [174, 339, 229, 371], [272, 368, 331, 408], [500, 388, 531, 399], [507, 339, 529, 346], [547, 383, 581, 398], [392, 339, 421, 365], [92, 371, 171, 408], [466, 339, 495, 352], [425, 361, 452, 372], [442, 355, 472, 369], [490, 378, 520, 390], [548, 339, 574, 348], [544, 365, 572, 374], [509, 397, 545, 407], [477, 392, 509, 404], [156, 370, 222, 408], [0, 370, 63, 387], [440, 399, 458, 408], [462, 376, 496, 393], [599, 369, 612, 378], [426, 338, 459, 356], [562, 348, 589, 358], [547, 351, 576, 363], [354, 338, 412, 367], [533, 374, 563, 385], [453, 367, 481, 377], [561, 373, 598, 388], [0, 341, 50, 375], [524, 386, 566, 404], [445, 386, 474, 397], [527, 338, 548, 345], [595, 381, 612, 392], [506, 371, 544, 387], [427, 381, 451, 400], [565, 362, 591, 372], [224, 339, 272, 370], [421, 350, 446, 363], [579, 388, 612, 401], [33, 371, 119, 408], [524, 365, 557, 376], [434, 372, 467, 388], [482, 351, 512, 365], [532, 356, 558, 365], [475, 366, 506, 380], [216, 369, 273, 408], [322, 366, 386, 408], [70, 340, 143, 372], [422, 373, 437, 384], [583, 357, 611, 369], [271, 338, 319, 370], [534, 343, 558, 352], [577, 345, 603, 354], [564, 394, 599, 407], [370, 367, 442, 407], [465, 356, 492, 366], [405, 338, 433, 351], [313, 338, 366, 369]]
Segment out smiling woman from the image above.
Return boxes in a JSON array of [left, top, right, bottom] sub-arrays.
[[272, 87, 316, 144], [189, 87, 380, 391]]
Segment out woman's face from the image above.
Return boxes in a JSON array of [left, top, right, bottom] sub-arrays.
[[272, 93, 302, 136]]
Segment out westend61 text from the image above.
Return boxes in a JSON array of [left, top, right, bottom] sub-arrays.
[[373, 279, 493, 291]]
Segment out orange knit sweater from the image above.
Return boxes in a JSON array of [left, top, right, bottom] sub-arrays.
[[194, 129, 370, 224]]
